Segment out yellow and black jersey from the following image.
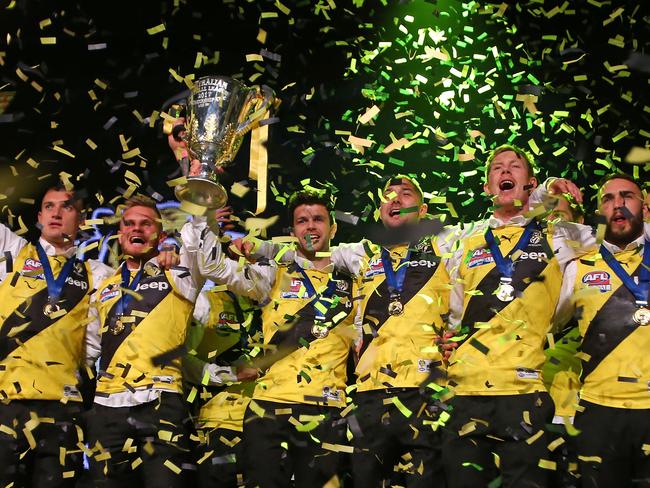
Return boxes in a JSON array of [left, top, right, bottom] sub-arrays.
[[572, 247, 650, 409], [449, 224, 562, 396], [253, 264, 358, 407], [94, 265, 193, 397], [542, 325, 581, 418], [189, 290, 258, 430], [0, 244, 92, 401], [355, 238, 449, 392]]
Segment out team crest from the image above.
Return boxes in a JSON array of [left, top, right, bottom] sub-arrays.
[[335, 280, 349, 292], [73, 261, 85, 275], [582, 271, 612, 292], [529, 231, 543, 245]]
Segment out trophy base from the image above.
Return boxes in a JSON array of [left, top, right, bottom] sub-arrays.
[[175, 177, 228, 210]]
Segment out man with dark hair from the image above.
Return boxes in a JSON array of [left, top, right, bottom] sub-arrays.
[[554, 173, 650, 487], [249, 176, 452, 486], [82, 195, 217, 487], [0, 183, 114, 487], [199, 189, 358, 488]]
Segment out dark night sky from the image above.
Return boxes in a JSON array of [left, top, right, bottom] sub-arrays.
[[0, 0, 648, 255]]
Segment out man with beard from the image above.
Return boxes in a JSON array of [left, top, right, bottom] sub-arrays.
[[0, 183, 114, 487], [199, 189, 359, 488], [554, 173, 650, 487]]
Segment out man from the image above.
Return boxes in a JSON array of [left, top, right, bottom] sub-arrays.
[[249, 176, 452, 486], [184, 287, 259, 488], [555, 173, 650, 487], [335, 176, 451, 487], [83, 195, 215, 487], [441, 145, 592, 487], [0, 183, 113, 487], [198, 189, 359, 488]]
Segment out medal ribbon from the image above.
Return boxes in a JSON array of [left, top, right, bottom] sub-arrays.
[[36, 242, 76, 304], [600, 240, 650, 306], [296, 266, 338, 321], [117, 264, 145, 315], [381, 248, 411, 298], [484, 220, 538, 281]]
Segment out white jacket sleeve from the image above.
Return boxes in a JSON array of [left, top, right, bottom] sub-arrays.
[[84, 260, 115, 368], [0, 223, 28, 282]]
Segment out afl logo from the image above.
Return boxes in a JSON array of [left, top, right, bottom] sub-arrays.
[[582, 271, 611, 292]]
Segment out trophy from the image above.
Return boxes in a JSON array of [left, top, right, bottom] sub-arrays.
[[174, 76, 275, 209]]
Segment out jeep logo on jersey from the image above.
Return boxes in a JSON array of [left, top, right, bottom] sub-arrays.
[[65, 275, 88, 290], [582, 271, 612, 292], [407, 259, 439, 269], [135, 281, 170, 292], [516, 251, 548, 262]]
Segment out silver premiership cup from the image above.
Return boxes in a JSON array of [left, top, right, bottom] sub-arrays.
[[175, 76, 275, 209]]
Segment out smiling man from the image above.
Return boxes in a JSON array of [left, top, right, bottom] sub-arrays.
[[554, 173, 650, 487], [198, 189, 359, 488], [0, 183, 114, 487], [82, 195, 209, 487], [439, 145, 597, 488]]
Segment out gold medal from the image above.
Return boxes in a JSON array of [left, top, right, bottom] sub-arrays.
[[111, 317, 125, 335], [388, 299, 404, 316], [311, 324, 329, 339], [496, 282, 515, 302], [43, 302, 60, 317], [633, 307, 650, 326]]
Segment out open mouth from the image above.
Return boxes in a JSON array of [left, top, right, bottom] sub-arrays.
[[389, 208, 401, 217], [611, 215, 627, 224], [129, 236, 146, 245], [499, 180, 515, 191]]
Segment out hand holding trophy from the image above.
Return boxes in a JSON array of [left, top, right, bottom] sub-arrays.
[[169, 76, 275, 211]]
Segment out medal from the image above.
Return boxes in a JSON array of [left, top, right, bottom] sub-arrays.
[[485, 221, 538, 305], [600, 242, 650, 328], [633, 307, 650, 326], [43, 302, 60, 317], [36, 243, 76, 320], [388, 299, 404, 316], [311, 323, 329, 339], [381, 248, 411, 317], [495, 279, 515, 302], [110, 316, 125, 335]]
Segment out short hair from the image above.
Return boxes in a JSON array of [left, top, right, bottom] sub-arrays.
[[383, 174, 424, 204], [597, 173, 643, 204], [39, 183, 84, 212], [484, 144, 538, 179], [287, 190, 334, 225], [120, 195, 163, 229]]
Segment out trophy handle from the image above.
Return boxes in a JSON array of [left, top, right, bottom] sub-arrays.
[[235, 85, 275, 137]]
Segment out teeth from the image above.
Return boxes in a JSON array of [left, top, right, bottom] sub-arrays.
[[499, 180, 515, 190]]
